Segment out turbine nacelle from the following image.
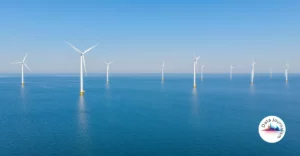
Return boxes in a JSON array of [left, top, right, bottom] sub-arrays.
[[65, 41, 98, 76], [194, 56, 200, 61], [11, 53, 31, 72], [251, 61, 256, 69], [161, 60, 165, 68], [286, 64, 289, 70], [193, 54, 200, 72], [65, 41, 98, 55], [193, 52, 200, 61], [104, 61, 114, 66]]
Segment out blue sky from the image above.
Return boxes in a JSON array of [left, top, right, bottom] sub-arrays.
[[1, 0, 300, 73]]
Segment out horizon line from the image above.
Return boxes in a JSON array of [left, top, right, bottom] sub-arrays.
[[0, 72, 299, 74]]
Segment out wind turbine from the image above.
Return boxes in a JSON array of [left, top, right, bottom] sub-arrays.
[[285, 64, 289, 83], [11, 53, 31, 86], [104, 61, 114, 83], [65, 41, 98, 95], [251, 61, 256, 85], [270, 68, 272, 79], [161, 61, 165, 82], [230, 65, 234, 80], [193, 53, 200, 88], [200, 65, 204, 81]]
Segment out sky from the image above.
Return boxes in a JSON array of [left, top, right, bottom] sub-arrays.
[[1, 0, 300, 73]]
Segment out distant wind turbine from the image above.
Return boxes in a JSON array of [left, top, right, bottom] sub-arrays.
[[105, 61, 114, 83], [65, 41, 98, 95], [200, 65, 204, 81], [230, 65, 234, 80], [285, 64, 289, 83], [161, 61, 165, 82], [270, 68, 272, 79], [251, 61, 256, 84], [11, 53, 31, 86], [193, 53, 200, 88]]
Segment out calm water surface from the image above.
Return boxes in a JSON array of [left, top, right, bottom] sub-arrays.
[[0, 74, 299, 156]]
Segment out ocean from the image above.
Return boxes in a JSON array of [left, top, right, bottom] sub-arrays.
[[0, 73, 299, 156]]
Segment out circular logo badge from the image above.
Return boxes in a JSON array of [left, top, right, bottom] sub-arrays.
[[258, 116, 286, 143]]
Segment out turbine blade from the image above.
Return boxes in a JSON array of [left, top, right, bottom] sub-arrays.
[[193, 52, 196, 58], [83, 43, 98, 54], [104, 61, 108, 64], [65, 41, 82, 54], [23, 53, 27, 62], [11, 62, 23, 64], [82, 55, 87, 76], [24, 63, 31, 72]]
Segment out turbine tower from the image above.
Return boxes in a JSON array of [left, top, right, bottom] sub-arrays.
[[65, 41, 98, 95], [270, 68, 272, 79], [200, 65, 204, 81], [161, 61, 165, 82], [230, 65, 234, 80], [105, 61, 114, 83], [285, 64, 289, 83], [251, 61, 256, 85], [11, 53, 31, 86], [193, 53, 200, 88]]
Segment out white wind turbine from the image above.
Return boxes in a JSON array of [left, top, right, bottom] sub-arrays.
[[285, 64, 289, 83], [65, 41, 98, 95], [251, 61, 256, 84], [193, 53, 200, 88], [104, 61, 114, 83], [161, 61, 165, 82], [200, 65, 204, 81], [230, 65, 234, 80], [11, 53, 31, 86], [270, 68, 272, 79]]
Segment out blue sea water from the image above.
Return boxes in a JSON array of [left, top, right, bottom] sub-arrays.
[[0, 73, 300, 156]]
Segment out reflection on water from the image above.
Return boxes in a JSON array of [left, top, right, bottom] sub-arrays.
[[105, 83, 111, 100], [20, 86, 27, 111], [77, 96, 90, 151], [161, 81, 165, 91], [250, 84, 255, 95], [78, 96, 88, 137], [285, 82, 289, 89], [105, 83, 110, 90], [192, 88, 197, 96], [20, 85, 25, 98], [191, 88, 200, 117]]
